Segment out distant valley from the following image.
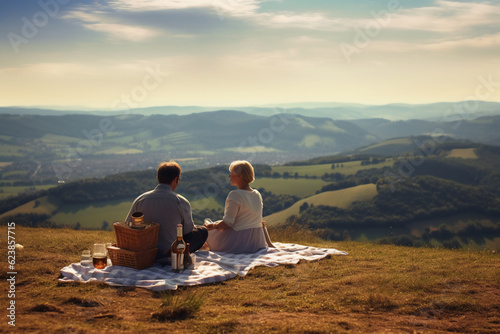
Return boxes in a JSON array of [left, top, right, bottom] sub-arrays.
[[0, 107, 500, 183], [1, 105, 500, 250]]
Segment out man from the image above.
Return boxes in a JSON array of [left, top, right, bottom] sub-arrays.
[[125, 161, 208, 260]]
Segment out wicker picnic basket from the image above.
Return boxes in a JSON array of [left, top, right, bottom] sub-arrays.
[[107, 245, 157, 270], [113, 222, 160, 251]]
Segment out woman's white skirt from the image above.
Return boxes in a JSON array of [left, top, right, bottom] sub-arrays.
[[206, 226, 267, 253]]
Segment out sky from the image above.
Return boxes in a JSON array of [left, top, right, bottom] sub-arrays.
[[1, 0, 499, 110]]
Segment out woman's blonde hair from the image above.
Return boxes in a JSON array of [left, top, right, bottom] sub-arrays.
[[229, 160, 255, 184]]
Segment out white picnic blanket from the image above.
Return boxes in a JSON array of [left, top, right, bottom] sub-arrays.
[[59, 242, 347, 291]]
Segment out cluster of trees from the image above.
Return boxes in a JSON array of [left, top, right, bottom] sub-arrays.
[[0, 213, 62, 228], [284, 154, 377, 166], [360, 157, 386, 165], [319, 167, 388, 192], [411, 158, 489, 187], [321, 172, 346, 182], [284, 217, 500, 250], [178, 165, 232, 205], [0, 214, 114, 230], [421, 222, 500, 244], [259, 189, 299, 216], [288, 175, 500, 231], [376, 220, 500, 249]]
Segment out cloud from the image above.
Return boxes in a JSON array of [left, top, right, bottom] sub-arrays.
[[82, 22, 160, 42], [0, 60, 164, 77], [247, 0, 500, 34], [61, 10, 104, 23], [3, 62, 99, 76], [381, 0, 500, 33], [108, 0, 259, 17], [104, 0, 500, 35], [421, 32, 500, 51], [63, 7, 161, 42], [364, 32, 500, 54], [335, 0, 500, 58], [254, 11, 347, 31], [68, 0, 347, 34]]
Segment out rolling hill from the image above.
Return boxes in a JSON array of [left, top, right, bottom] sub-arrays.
[[0, 111, 375, 181], [350, 115, 500, 146], [2, 110, 500, 185], [264, 184, 377, 226], [2, 137, 500, 250], [3, 100, 500, 120]]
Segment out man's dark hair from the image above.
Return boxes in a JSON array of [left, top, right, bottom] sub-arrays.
[[157, 161, 181, 184]]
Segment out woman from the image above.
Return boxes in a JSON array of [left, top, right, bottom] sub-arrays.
[[204, 160, 274, 253]]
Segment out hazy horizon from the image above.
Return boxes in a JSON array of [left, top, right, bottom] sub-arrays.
[[3, 99, 499, 112], [1, 1, 500, 110]]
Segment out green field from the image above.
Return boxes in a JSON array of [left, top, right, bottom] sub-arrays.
[[298, 134, 323, 148], [271, 159, 393, 178], [253, 177, 328, 197], [359, 138, 412, 151], [0, 196, 58, 217], [0, 143, 30, 156], [2, 170, 28, 179], [50, 199, 133, 229], [40, 134, 81, 144], [264, 183, 378, 226], [319, 119, 349, 132], [447, 148, 478, 159], [190, 195, 223, 211], [0, 196, 133, 228], [96, 147, 143, 155], [106, 132, 141, 144], [0, 184, 57, 200], [224, 145, 279, 153]]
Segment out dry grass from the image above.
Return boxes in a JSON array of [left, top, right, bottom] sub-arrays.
[[0, 226, 499, 333]]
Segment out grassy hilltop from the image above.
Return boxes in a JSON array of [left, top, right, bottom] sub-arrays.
[[1, 226, 499, 333]]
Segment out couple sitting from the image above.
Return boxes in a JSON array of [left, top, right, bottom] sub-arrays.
[[125, 160, 274, 262]]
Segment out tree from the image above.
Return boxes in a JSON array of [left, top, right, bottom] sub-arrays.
[[443, 238, 462, 249], [299, 202, 309, 213], [101, 221, 109, 230]]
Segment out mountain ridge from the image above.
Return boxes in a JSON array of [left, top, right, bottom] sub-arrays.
[[2, 100, 500, 121]]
